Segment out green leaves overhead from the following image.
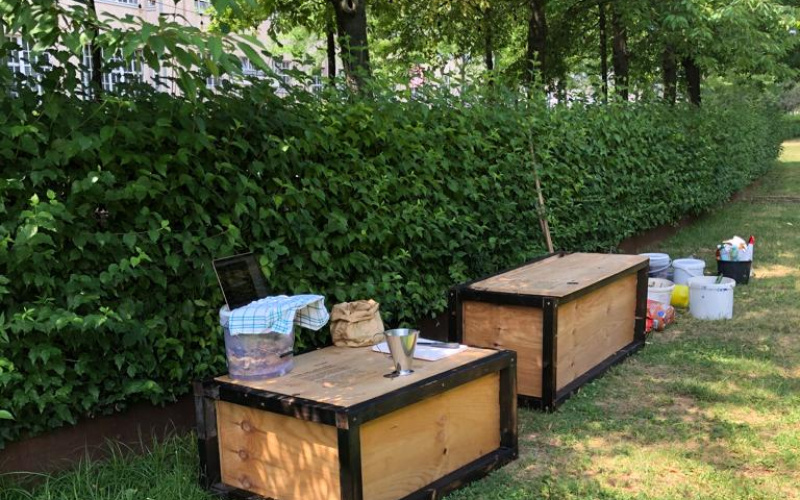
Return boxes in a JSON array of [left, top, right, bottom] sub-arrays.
[[1, 0, 268, 99]]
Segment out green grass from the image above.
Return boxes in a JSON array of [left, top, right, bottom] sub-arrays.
[[448, 142, 800, 500], [0, 438, 210, 500], [3, 145, 800, 500]]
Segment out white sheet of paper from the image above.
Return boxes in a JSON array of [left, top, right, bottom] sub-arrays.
[[371, 338, 468, 361]]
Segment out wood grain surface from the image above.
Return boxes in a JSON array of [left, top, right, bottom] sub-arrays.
[[461, 301, 543, 397], [469, 253, 647, 298], [360, 374, 501, 500], [216, 400, 340, 500], [556, 274, 637, 390], [216, 346, 494, 408]]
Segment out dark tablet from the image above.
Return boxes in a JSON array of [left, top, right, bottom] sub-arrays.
[[212, 252, 269, 310]]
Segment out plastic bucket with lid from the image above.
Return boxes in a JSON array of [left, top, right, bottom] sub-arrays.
[[648, 278, 675, 305], [640, 253, 671, 279], [688, 276, 736, 320], [673, 258, 706, 285], [220, 306, 295, 379]]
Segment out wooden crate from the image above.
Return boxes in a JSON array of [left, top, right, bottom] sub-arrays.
[[194, 345, 517, 500], [449, 252, 648, 410]]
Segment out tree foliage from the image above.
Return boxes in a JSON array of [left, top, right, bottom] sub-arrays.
[[207, 0, 799, 100]]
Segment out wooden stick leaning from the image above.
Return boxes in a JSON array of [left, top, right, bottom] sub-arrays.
[[529, 137, 554, 253]]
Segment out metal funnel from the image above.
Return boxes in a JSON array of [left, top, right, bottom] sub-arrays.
[[383, 328, 419, 376]]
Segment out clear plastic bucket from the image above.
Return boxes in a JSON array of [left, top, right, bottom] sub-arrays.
[[640, 253, 671, 279], [219, 306, 294, 379]]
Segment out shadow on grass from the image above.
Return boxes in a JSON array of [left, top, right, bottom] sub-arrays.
[[448, 305, 799, 499]]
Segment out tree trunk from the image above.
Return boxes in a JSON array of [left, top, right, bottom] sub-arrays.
[[683, 56, 701, 106], [598, 1, 608, 103], [525, 0, 547, 91], [329, 0, 370, 92], [460, 54, 468, 95], [610, 1, 628, 101], [87, 0, 104, 99], [0, 18, 6, 70], [484, 8, 494, 73], [662, 45, 677, 104], [326, 20, 336, 85]]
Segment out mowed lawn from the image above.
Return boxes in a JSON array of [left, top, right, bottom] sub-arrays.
[[2, 145, 799, 500], [449, 143, 800, 499]]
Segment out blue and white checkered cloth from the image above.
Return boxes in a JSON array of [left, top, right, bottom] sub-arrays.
[[227, 295, 329, 335]]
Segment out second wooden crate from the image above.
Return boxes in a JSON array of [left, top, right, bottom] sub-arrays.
[[449, 252, 648, 410]]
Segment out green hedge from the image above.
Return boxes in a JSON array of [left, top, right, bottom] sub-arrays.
[[0, 83, 783, 447], [781, 114, 800, 140]]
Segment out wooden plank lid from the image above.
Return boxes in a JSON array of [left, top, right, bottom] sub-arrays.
[[468, 252, 648, 298], [216, 345, 494, 408]]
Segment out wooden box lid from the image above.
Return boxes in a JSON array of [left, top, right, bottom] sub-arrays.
[[215, 345, 495, 408], [468, 252, 648, 298]]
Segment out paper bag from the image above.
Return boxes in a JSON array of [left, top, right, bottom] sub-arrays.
[[330, 299, 385, 347]]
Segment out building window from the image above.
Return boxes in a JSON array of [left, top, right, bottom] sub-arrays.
[[310, 74, 323, 94], [195, 0, 212, 11], [82, 46, 143, 93], [273, 59, 291, 85], [6, 38, 36, 77], [206, 75, 229, 90], [97, 0, 140, 6], [5, 37, 48, 93], [241, 57, 265, 78]]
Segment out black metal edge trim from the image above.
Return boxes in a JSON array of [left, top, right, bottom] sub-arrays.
[[212, 381, 343, 426], [197, 377, 221, 399], [193, 381, 222, 489], [454, 251, 568, 291], [557, 260, 649, 303], [456, 287, 547, 308], [517, 394, 546, 410], [397, 448, 518, 500], [338, 425, 364, 500], [207, 483, 269, 499], [634, 266, 649, 343], [553, 339, 646, 409], [348, 350, 514, 424], [204, 448, 518, 500], [541, 299, 558, 410], [499, 352, 518, 452]]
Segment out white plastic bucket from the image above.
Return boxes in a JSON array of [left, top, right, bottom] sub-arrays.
[[673, 258, 706, 285], [640, 253, 671, 279], [688, 276, 736, 320], [648, 278, 675, 305]]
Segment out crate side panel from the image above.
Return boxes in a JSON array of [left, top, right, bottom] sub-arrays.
[[360, 373, 501, 500], [556, 274, 637, 391], [216, 401, 340, 500], [462, 301, 543, 397]]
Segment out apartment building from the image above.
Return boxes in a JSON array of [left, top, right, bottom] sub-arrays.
[[5, 0, 326, 94]]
